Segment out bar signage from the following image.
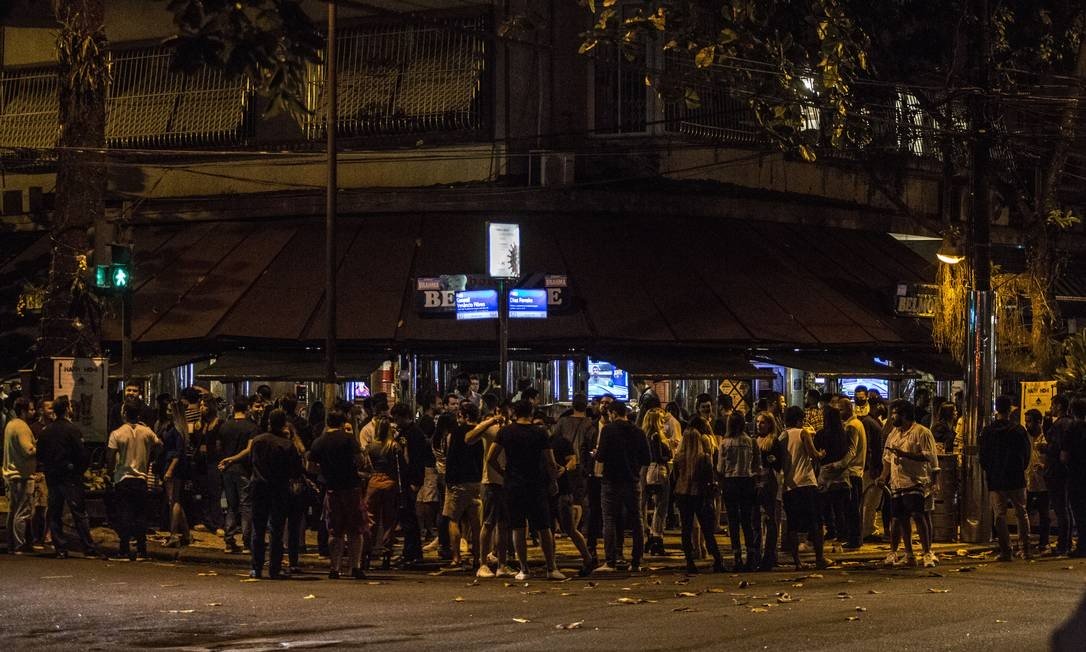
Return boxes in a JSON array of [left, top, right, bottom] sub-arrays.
[[894, 283, 938, 318]]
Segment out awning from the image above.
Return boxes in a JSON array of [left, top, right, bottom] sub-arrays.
[[196, 350, 387, 382], [753, 351, 919, 380], [101, 213, 940, 355], [108, 354, 210, 381], [894, 350, 963, 380], [593, 348, 775, 380]]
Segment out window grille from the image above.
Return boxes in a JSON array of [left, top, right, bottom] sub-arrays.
[[593, 43, 649, 135], [661, 53, 763, 145], [303, 17, 488, 139], [107, 47, 253, 147], [0, 68, 59, 150]]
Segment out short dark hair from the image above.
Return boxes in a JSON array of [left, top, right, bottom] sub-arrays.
[[641, 394, 662, 410], [326, 406, 348, 428], [512, 399, 533, 419], [53, 395, 71, 418], [460, 402, 480, 422], [608, 400, 628, 418], [256, 384, 272, 400], [726, 412, 746, 437], [1070, 398, 1086, 420], [281, 395, 298, 414], [390, 403, 413, 421], [854, 385, 868, 393], [521, 387, 540, 401], [12, 396, 31, 417], [181, 387, 201, 404], [1024, 408, 1043, 422], [268, 408, 288, 434], [481, 393, 500, 414], [232, 396, 250, 414], [784, 405, 805, 428], [995, 395, 1013, 415], [443, 393, 459, 405], [889, 399, 915, 422], [572, 393, 588, 412], [718, 394, 734, 409], [805, 389, 821, 402], [123, 403, 142, 422], [695, 393, 713, 407]]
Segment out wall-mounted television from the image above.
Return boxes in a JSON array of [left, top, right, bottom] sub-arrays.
[[508, 288, 547, 319], [587, 358, 628, 401], [455, 290, 498, 320]]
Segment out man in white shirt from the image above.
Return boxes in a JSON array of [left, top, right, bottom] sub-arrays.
[[878, 399, 939, 568], [3, 397, 37, 553], [107, 403, 162, 560]]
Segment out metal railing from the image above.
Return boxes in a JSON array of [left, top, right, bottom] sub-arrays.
[[302, 17, 488, 139], [0, 68, 59, 150]]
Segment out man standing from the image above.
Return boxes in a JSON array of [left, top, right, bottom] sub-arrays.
[[780, 405, 830, 570], [108, 381, 156, 433], [218, 396, 258, 554], [802, 389, 824, 433], [309, 406, 367, 579], [1045, 394, 1075, 555], [879, 399, 939, 567], [979, 395, 1032, 560], [859, 407, 888, 542], [1060, 398, 1086, 557], [834, 399, 866, 550], [595, 400, 651, 573], [3, 397, 37, 553], [107, 403, 161, 561], [442, 402, 483, 571], [37, 396, 101, 559], [465, 398, 516, 578], [581, 393, 614, 565], [486, 399, 565, 581], [552, 394, 595, 534], [390, 402, 433, 568], [853, 386, 871, 418]]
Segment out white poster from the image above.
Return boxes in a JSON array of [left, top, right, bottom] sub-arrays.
[[1020, 380, 1057, 425], [52, 357, 109, 442], [487, 222, 521, 278]]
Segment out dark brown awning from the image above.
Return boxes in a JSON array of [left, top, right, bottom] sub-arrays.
[[196, 350, 387, 382], [108, 354, 209, 381]]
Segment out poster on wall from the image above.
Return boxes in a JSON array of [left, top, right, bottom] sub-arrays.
[[1021, 380, 1057, 425], [52, 357, 108, 442]]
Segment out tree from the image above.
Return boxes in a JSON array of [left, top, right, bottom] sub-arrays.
[[581, 0, 1086, 375]]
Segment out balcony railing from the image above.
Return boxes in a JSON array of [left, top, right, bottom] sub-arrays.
[[301, 17, 488, 139], [0, 69, 58, 150]]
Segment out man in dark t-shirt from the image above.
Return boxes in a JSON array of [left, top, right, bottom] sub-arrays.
[[443, 403, 483, 570], [37, 396, 100, 558], [549, 430, 594, 575], [595, 400, 651, 572], [309, 406, 367, 579], [487, 399, 564, 581], [217, 397, 258, 553]]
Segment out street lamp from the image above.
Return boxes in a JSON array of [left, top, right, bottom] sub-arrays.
[[936, 230, 965, 265]]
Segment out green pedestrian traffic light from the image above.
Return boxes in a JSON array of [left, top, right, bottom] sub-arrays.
[[95, 264, 112, 289], [111, 264, 130, 290]]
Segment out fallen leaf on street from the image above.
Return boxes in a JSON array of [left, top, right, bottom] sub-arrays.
[[847, 616, 860, 622], [807, 573, 824, 579], [522, 590, 544, 596], [996, 619, 1007, 623], [614, 597, 649, 605], [672, 606, 698, 613], [706, 587, 725, 593], [867, 589, 882, 594], [512, 617, 530, 623], [926, 571, 944, 577], [956, 549, 970, 556], [732, 599, 749, 606], [560, 592, 574, 596], [467, 580, 479, 586], [777, 594, 795, 603], [159, 583, 180, 587], [837, 592, 851, 600], [1064, 566, 1075, 571], [676, 591, 700, 598], [556, 621, 584, 630], [792, 583, 804, 588], [927, 588, 950, 593], [303, 594, 316, 600], [197, 571, 218, 577], [206, 603, 222, 607], [855, 607, 867, 612], [453, 597, 465, 603], [240, 578, 260, 583], [751, 607, 769, 613], [955, 567, 976, 573]]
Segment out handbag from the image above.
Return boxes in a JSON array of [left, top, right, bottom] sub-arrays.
[[645, 462, 667, 485]]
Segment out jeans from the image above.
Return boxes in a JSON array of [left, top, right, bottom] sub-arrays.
[[4, 477, 32, 552], [722, 477, 757, 564], [1027, 491, 1051, 549], [250, 482, 289, 576], [675, 493, 720, 562], [222, 471, 252, 548], [642, 479, 669, 540], [990, 488, 1029, 558], [753, 476, 781, 567], [47, 477, 97, 554], [113, 477, 148, 556], [821, 486, 849, 542], [1049, 477, 1073, 553], [602, 480, 643, 566], [845, 475, 863, 547]]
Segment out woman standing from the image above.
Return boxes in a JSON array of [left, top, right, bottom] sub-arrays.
[[931, 403, 958, 454], [641, 408, 673, 556], [718, 412, 761, 571], [157, 400, 191, 548], [753, 411, 783, 571], [815, 403, 850, 551], [191, 396, 222, 532], [364, 415, 406, 569], [672, 423, 723, 573]]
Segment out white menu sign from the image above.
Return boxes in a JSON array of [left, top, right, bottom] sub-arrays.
[[52, 357, 109, 442], [487, 222, 521, 278]]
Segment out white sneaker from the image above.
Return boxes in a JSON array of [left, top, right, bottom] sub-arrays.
[[592, 563, 616, 574], [883, 552, 900, 567], [923, 552, 938, 568], [476, 565, 495, 578], [515, 570, 530, 581], [496, 565, 518, 578], [546, 569, 567, 581]]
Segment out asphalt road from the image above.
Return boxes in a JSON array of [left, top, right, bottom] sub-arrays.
[[1, 553, 1084, 651]]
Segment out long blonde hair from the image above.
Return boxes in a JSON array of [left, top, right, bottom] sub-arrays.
[[643, 408, 669, 443], [679, 425, 708, 474], [372, 415, 398, 457]]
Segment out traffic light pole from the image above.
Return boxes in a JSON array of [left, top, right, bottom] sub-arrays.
[[121, 291, 132, 387]]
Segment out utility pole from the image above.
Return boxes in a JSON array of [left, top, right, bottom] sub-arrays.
[[324, 0, 338, 407], [960, 0, 996, 544]]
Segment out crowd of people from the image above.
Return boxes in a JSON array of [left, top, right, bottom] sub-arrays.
[[4, 376, 1086, 582]]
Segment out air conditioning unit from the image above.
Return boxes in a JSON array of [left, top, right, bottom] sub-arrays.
[[528, 150, 575, 187]]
